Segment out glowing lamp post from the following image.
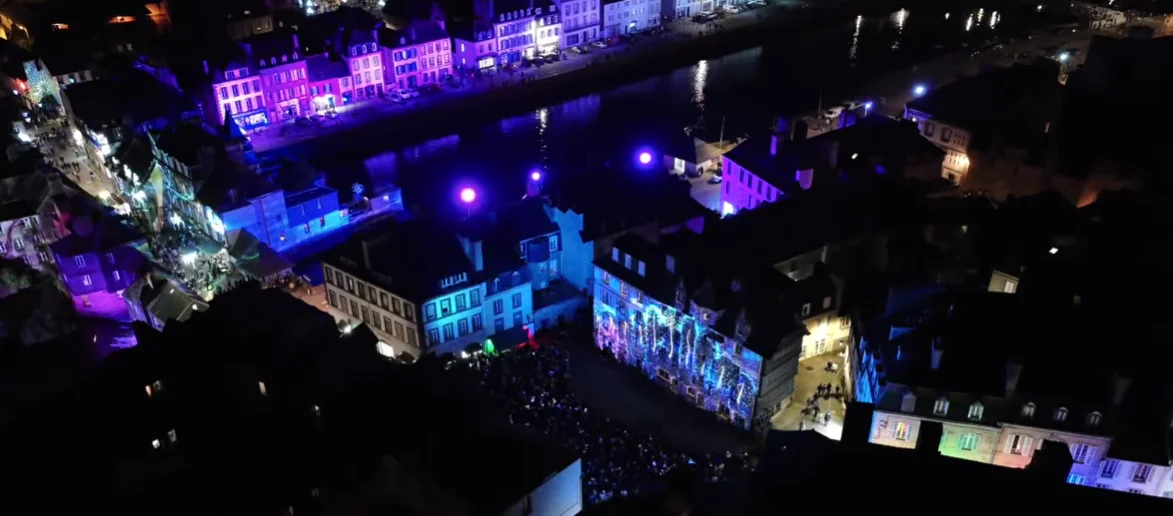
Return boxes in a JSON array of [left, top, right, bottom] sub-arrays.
[[864, 101, 874, 115], [460, 187, 477, 217], [527, 170, 543, 198], [638, 152, 653, 165], [913, 84, 926, 97], [530, 170, 542, 181]]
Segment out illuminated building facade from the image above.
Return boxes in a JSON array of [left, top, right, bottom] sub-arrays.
[[602, 0, 659, 38], [379, 22, 453, 90], [50, 211, 147, 320], [592, 233, 802, 429], [450, 21, 499, 72], [560, 0, 599, 48]]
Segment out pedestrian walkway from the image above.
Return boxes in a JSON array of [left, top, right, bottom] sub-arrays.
[[771, 351, 848, 440]]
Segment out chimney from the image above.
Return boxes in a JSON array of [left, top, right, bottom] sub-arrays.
[[361, 239, 374, 268], [930, 337, 944, 371], [900, 391, 916, 412], [472, 240, 484, 272], [1112, 371, 1132, 407], [1005, 360, 1024, 396]]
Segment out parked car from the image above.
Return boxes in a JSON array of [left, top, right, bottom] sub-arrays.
[[395, 89, 414, 100], [722, 5, 741, 13], [822, 106, 844, 119], [543, 54, 561, 63], [707, 174, 722, 184], [420, 83, 444, 94], [590, 40, 608, 48]]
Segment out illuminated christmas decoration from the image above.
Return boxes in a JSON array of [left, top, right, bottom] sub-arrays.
[[22, 60, 55, 104], [592, 287, 763, 429]]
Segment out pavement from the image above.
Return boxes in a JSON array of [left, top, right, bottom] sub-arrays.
[[561, 327, 756, 454], [770, 351, 848, 441]]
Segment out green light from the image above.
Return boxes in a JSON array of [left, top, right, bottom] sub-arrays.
[[484, 339, 496, 356]]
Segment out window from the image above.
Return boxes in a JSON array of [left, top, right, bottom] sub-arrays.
[[394, 321, 405, 339], [495, 317, 505, 332], [1003, 280, 1017, 294], [1054, 407, 1068, 422], [624, 253, 632, 269], [380, 292, 389, 310], [1134, 464, 1154, 483], [428, 329, 440, 346], [383, 316, 393, 332], [404, 304, 414, 322], [1087, 411, 1102, 427], [470, 289, 481, 307], [361, 306, 370, 323], [933, 397, 949, 415], [549, 234, 559, 252], [442, 323, 454, 341], [940, 127, 953, 143], [1022, 402, 1036, 418], [611, 247, 619, 262], [113, 271, 120, 281], [258, 381, 267, 395], [512, 292, 522, 308], [459, 318, 470, 336], [967, 402, 984, 421], [456, 293, 467, 311], [392, 297, 401, 314], [958, 433, 980, 451], [822, 296, 832, 309], [802, 303, 811, 316], [1070, 443, 1095, 464], [82, 274, 92, 286], [441, 299, 451, 315], [472, 313, 483, 331], [1008, 434, 1033, 455], [73, 255, 87, 267], [425, 303, 436, 321], [167, 429, 178, 444], [893, 421, 910, 441], [1067, 474, 1085, 486], [602, 272, 611, 286], [494, 299, 504, 315], [11, 238, 21, 250], [1128, 488, 1145, 494], [513, 311, 523, 327], [924, 121, 935, 137], [349, 300, 359, 317]]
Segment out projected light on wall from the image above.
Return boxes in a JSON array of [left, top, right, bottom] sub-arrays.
[[591, 281, 762, 429]]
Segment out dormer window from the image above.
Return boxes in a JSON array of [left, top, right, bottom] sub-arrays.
[[281, 54, 288, 63], [624, 254, 632, 269], [802, 303, 811, 316], [292, 52, 298, 60], [611, 247, 619, 262], [1087, 411, 1102, 428], [967, 402, 984, 421], [933, 397, 949, 416], [1054, 407, 1068, 422], [1022, 402, 1036, 418], [666, 255, 676, 273]]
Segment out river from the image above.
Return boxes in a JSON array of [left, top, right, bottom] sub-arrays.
[[285, 2, 1061, 219]]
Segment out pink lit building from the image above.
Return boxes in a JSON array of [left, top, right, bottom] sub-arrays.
[[305, 55, 348, 114], [379, 21, 453, 90], [208, 30, 313, 130], [312, 7, 386, 102], [211, 60, 266, 130]]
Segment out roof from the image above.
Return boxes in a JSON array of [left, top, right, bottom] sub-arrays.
[[456, 198, 557, 244], [50, 210, 143, 256], [64, 72, 200, 127], [330, 218, 477, 302], [546, 167, 709, 243], [154, 125, 223, 169], [377, 21, 450, 49], [113, 132, 156, 182], [125, 272, 209, 324], [241, 29, 306, 62], [226, 229, 292, 279], [305, 54, 350, 82], [308, 6, 381, 48], [0, 164, 53, 222], [196, 164, 281, 212], [446, 20, 494, 42]]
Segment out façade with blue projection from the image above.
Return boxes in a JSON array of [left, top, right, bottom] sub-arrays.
[[592, 290, 762, 429]]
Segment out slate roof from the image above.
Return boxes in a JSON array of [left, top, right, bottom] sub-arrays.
[[377, 21, 450, 49], [330, 218, 478, 302], [154, 125, 223, 169], [305, 54, 349, 82]]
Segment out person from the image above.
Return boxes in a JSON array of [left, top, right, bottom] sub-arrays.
[[798, 420, 806, 431], [824, 412, 832, 426]]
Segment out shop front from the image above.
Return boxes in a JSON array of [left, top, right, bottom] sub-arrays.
[[312, 94, 336, 114], [478, 56, 497, 72]]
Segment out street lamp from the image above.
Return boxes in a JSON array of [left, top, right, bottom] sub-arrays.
[[460, 187, 477, 217], [864, 101, 873, 115], [1058, 52, 1070, 63], [913, 84, 926, 97], [638, 152, 652, 165], [530, 170, 542, 182]]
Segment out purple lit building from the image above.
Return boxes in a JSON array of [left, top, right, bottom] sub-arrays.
[[379, 21, 453, 89], [312, 7, 386, 102], [50, 210, 147, 320], [450, 20, 499, 73], [207, 30, 313, 130]]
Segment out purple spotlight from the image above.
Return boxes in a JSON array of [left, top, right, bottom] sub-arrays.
[[531, 170, 542, 181], [638, 152, 653, 165], [460, 187, 477, 204]]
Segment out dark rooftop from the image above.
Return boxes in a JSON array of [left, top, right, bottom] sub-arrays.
[[331, 218, 477, 302], [154, 124, 223, 168], [305, 54, 350, 82], [377, 21, 450, 49]]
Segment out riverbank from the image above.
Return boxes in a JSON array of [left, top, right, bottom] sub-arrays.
[[254, 0, 891, 159]]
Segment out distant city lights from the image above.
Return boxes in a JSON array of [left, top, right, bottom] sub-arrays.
[[460, 187, 477, 204], [638, 152, 653, 165], [1049, 247, 1059, 255]]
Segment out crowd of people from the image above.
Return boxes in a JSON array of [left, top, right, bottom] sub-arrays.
[[464, 343, 750, 505]]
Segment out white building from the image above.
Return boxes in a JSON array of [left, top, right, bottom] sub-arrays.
[[559, 0, 600, 48], [670, 0, 713, 19], [602, 0, 660, 38]]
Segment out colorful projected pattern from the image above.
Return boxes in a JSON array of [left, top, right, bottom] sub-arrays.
[[592, 272, 762, 429]]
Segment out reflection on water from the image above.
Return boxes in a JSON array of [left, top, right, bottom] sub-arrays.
[[966, 14, 974, 31], [990, 10, 1000, 29], [849, 15, 862, 62], [891, 9, 907, 50], [692, 59, 709, 109]]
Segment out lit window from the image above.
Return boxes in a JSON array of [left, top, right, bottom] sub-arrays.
[[932, 397, 949, 415], [1134, 464, 1153, 483], [1003, 280, 1017, 294], [312, 405, 321, 416], [1021, 402, 1036, 418], [377, 341, 395, 357], [822, 296, 831, 309], [166, 429, 177, 444], [1008, 434, 1033, 455], [893, 421, 910, 441], [1070, 443, 1095, 464], [145, 385, 153, 397], [801, 303, 811, 316], [1054, 407, 1068, 422], [1067, 474, 1085, 485], [259, 381, 268, 395], [74, 256, 86, 267], [1087, 411, 1102, 427], [151, 439, 161, 449], [82, 274, 92, 286], [1101, 460, 1119, 478], [967, 402, 984, 420], [958, 432, 980, 451]]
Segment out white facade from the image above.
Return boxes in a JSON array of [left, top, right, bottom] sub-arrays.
[[0, 214, 57, 272], [671, 0, 714, 18], [560, 0, 601, 47], [323, 264, 423, 358], [1089, 458, 1171, 496], [905, 107, 972, 185], [602, 0, 660, 38], [799, 312, 851, 361]]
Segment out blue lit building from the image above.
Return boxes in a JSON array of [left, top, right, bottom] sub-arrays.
[[592, 230, 803, 429]]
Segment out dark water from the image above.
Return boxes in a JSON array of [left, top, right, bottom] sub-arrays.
[[302, 3, 1057, 219]]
